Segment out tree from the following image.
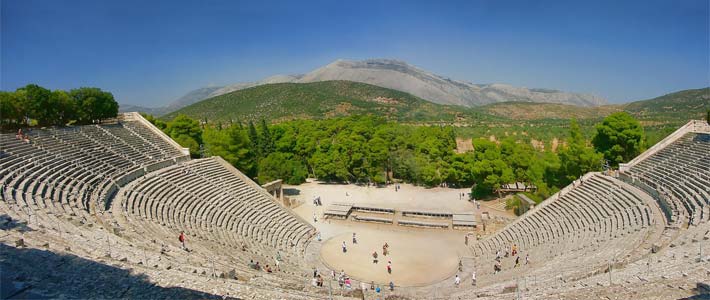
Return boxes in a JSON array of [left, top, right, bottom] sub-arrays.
[[203, 125, 256, 176], [559, 119, 603, 183], [51, 90, 76, 126], [166, 114, 203, 157], [592, 112, 645, 167], [141, 113, 167, 130], [258, 152, 307, 184], [470, 138, 514, 198], [70, 87, 118, 123], [247, 120, 260, 158], [259, 118, 275, 157], [19, 84, 52, 126], [0, 91, 27, 127]]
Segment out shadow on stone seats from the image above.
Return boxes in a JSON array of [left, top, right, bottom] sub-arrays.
[[0, 244, 238, 300], [0, 214, 33, 233]]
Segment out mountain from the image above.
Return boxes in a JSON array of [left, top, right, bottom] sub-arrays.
[[207, 74, 303, 98], [118, 86, 222, 116], [118, 104, 168, 116], [166, 86, 223, 112], [163, 80, 494, 123], [296, 59, 607, 107], [168, 59, 607, 111]]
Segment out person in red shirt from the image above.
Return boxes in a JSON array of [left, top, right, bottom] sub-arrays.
[[179, 231, 186, 250]]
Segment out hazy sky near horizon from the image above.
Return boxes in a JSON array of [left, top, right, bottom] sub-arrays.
[[2, 0, 708, 106]]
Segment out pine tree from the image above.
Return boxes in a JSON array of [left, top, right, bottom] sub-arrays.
[[247, 120, 260, 158]]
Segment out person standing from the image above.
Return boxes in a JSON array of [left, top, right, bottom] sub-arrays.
[[525, 253, 530, 265], [455, 274, 461, 287], [352, 232, 357, 244], [389, 281, 394, 291], [471, 271, 477, 286], [515, 256, 520, 268], [342, 241, 347, 253], [372, 251, 379, 264], [387, 260, 392, 274], [178, 231, 186, 250]]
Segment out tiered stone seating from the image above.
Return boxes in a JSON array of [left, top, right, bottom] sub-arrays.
[[0, 119, 326, 299], [625, 133, 710, 225], [1, 121, 184, 216], [469, 174, 657, 287], [117, 157, 314, 259]]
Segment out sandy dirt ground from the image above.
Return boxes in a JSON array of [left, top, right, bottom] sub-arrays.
[[286, 181, 478, 286]]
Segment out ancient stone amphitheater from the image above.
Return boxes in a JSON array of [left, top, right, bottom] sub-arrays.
[[1, 113, 708, 300]]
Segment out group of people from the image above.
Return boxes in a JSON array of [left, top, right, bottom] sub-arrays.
[[249, 259, 275, 273], [370, 242, 392, 274], [453, 271, 477, 287], [493, 244, 529, 274]]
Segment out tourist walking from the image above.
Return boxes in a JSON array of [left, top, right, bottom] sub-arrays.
[[342, 241, 347, 253], [387, 260, 392, 274], [455, 274, 461, 287], [389, 281, 394, 291], [352, 232, 357, 244], [514, 256, 520, 268], [472, 271, 477, 286], [372, 251, 379, 263]]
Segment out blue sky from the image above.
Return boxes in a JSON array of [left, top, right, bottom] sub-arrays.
[[2, 0, 708, 106]]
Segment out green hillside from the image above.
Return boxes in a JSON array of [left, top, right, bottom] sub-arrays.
[[479, 88, 708, 123], [622, 87, 709, 121], [479, 102, 622, 120], [164, 80, 495, 123]]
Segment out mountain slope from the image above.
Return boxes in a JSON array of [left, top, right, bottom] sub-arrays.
[[163, 80, 492, 123], [166, 86, 223, 112], [168, 59, 607, 111], [622, 87, 709, 120]]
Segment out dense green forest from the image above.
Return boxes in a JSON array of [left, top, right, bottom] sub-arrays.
[[148, 112, 647, 203], [0, 84, 118, 129]]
